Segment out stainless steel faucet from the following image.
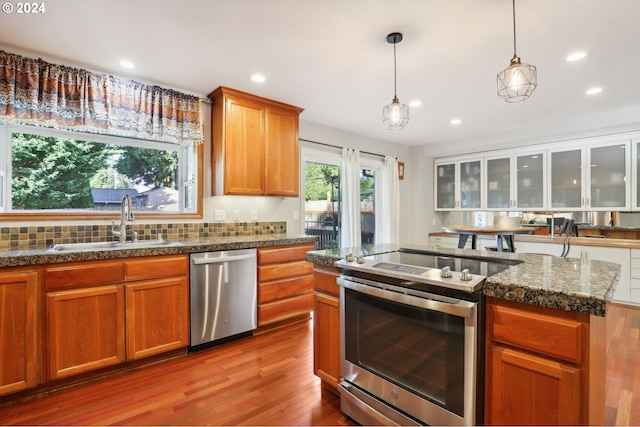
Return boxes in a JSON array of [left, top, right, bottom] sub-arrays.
[[112, 194, 135, 243]]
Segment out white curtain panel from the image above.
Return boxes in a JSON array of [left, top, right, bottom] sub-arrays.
[[375, 156, 400, 245], [340, 148, 362, 249]]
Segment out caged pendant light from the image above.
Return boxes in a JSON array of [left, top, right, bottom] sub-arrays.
[[497, 0, 537, 102], [383, 32, 409, 130]]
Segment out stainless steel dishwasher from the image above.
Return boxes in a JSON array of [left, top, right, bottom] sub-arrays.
[[189, 248, 257, 350]]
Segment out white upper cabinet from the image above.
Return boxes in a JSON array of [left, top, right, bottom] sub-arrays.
[[631, 139, 640, 209], [485, 151, 545, 211], [434, 159, 482, 211], [548, 139, 630, 211]]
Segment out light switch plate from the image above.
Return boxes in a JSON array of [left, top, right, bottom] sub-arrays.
[[251, 210, 258, 221], [233, 210, 240, 221], [215, 210, 225, 221]]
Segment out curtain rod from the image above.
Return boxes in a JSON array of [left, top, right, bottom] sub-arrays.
[[300, 138, 393, 159]]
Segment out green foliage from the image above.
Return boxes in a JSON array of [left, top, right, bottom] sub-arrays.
[[114, 146, 178, 188], [90, 168, 134, 189], [305, 162, 339, 201], [11, 133, 106, 209]]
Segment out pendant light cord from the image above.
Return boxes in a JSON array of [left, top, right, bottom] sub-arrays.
[[512, 0, 518, 58], [393, 40, 398, 98]]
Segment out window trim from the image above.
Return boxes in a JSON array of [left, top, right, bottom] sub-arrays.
[[0, 124, 203, 221]]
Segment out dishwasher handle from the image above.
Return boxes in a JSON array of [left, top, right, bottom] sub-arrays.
[[191, 253, 256, 265]]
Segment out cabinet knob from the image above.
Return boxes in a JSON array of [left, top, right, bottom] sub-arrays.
[[459, 268, 472, 281]]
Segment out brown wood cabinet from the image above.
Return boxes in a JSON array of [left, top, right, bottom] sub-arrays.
[[46, 284, 126, 380], [209, 86, 303, 197], [0, 268, 39, 396], [44, 255, 189, 380], [485, 297, 606, 426], [312, 266, 341, 396], [257, 244, 315, 326]]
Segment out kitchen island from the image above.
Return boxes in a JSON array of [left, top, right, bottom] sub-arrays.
[[306, 244, 619, 425]]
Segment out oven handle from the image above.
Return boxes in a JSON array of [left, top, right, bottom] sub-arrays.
[[337, 277, 475, 318]]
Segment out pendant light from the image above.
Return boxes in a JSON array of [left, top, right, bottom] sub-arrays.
[[497, 0, 537, 102], [383, 32, 409, 130]]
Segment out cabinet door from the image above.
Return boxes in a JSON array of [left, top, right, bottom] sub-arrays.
[[223, 96, 266, 195], [459, 159, 482, 209], [549, 148, 584, 210], [487, 345, 581, 425], [46, 285, 125, 380], [435, 162, 456, 210], [313, 292, 340, 391], [515, 152, 545, 210], [0, 271, 38, 396], [486, 156, 512, 210], [265, 107, 299, 196], [125, 277, 189, 360], [587, 142, 629, 209]]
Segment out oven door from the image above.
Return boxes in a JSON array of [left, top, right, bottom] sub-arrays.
[[338, 275, 480, 426]]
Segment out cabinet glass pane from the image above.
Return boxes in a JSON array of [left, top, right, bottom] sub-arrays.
[[460, 160, 481, 209], [486, 157, 511, 209], [551, 150, 582, 209], [637, 141, 640, 209], [436, 164, 456, 209], [590, 144, 626, 208], [516, 154, 544, 209]]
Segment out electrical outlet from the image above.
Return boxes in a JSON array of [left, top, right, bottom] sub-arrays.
[[293, 210, 300, 220], [233, 210, 240, 221], [251, 210, 258, 221], [215, 210, 225, 221], [432, 218, 436, 226]]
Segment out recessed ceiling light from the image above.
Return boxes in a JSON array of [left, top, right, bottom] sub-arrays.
[[120, 60, 135, 69], [251, 74, 266, 83], [409, 100, 422, 108], [566, 51, 587, 62], [450, 118, 462, 125], [586, 87, 603, 95]]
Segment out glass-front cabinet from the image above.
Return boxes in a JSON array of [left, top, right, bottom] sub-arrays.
[[633, 139, 640, 209], [549, 140, 630, 211], [435, 159, 482, 210], [485, 152, 545, 211]]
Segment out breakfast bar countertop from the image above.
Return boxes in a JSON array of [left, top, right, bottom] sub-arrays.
[[306, 245, 621, 317]]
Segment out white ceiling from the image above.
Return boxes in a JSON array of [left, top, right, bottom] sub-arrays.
[[1, 0, 640, 148]]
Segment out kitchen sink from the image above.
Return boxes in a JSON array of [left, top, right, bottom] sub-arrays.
[[49, 240, 180, 252]]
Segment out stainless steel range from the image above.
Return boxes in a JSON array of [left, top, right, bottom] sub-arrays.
[[335, 247, 520, 426]]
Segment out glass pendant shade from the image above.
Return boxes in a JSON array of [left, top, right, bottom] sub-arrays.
[[383, 96, 409, 130], [497, 56, 537, 102]]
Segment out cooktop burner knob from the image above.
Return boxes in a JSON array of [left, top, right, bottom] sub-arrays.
[[440, 266, 452, 278], [356, 256, 365, 264], [345, 253, 354, 262], [459, 268, 471, 281]]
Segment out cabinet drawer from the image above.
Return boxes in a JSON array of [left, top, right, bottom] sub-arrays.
[[489, 304, 583, 364], [631, 257, 640, 271], [258, 260, 313, 282], [258, 275, 313, 304], [45, 262, 125, 290], [631, 248, 640, 259], [258, 293, 314, 326], [314, 268, 340, 297], [126, 255, 188, 281], [258, 244, 315, 265]]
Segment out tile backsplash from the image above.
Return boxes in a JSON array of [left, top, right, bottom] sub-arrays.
[[0, 221, 287, 250]]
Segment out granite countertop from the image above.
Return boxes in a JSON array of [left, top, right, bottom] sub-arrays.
[[306, 244, 620, 317], [0, 234, 318, 268]]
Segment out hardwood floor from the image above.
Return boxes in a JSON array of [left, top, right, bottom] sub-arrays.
[[2, 302, 639, 426], [0, 320, 352, 426], [604, 302, 640, 426]]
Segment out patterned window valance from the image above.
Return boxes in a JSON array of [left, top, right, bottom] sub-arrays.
[[0, 50, 203, 145]]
